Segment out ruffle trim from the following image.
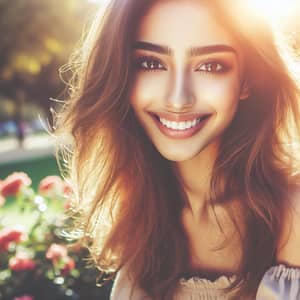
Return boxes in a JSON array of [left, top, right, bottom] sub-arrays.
[[178, 274, 236, 290], [268, 264, 300, 280], [178, 264, 300, 289]]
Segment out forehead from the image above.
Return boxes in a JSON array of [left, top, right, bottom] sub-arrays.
[[135, 0, 240, 52]]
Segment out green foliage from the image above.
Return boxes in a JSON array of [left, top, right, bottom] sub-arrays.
[[0, 0, 99, 118], [0, 172, 112, 300]]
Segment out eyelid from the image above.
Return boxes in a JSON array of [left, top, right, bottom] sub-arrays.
[[134, 55, 167, 71], [133, 55, 232, 73], [195, 60, 231, 73]]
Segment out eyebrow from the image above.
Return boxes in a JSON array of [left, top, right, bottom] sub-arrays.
[[133, 41, 237, 57]]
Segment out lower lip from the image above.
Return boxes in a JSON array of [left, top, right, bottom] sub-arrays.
[[152, 115, 211, 139]]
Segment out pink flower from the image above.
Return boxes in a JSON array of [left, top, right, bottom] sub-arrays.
[[14, 295, 34, 300], [9, 252, 36, 271], [62, 181, 73, 196], [62, 181, 75, 210], [38, 175, 63, 197], [0, 172, 32, 197], [0, 225, 27, 252], [46, 243, 68, 263], [60, 256, 75, 276], [0, 180, 4, 206], [64, 197, 75, 210], [46, 244, 75, 275]]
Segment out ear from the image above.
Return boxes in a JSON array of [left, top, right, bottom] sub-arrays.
[[240, 81, 250, 100]]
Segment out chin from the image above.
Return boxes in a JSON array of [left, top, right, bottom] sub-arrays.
[[156, 146, 203, 162]]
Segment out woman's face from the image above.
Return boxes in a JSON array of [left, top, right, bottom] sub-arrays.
[[130, 0, 248, 162]]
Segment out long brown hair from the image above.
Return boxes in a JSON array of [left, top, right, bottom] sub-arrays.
[[54, 0, 300, 298]]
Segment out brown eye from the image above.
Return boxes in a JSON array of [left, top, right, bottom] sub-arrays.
[[197, 62, 226, 73], [135, 56, 166, 71]]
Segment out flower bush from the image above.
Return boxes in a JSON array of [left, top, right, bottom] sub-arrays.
[[0, 172, 112, 300]]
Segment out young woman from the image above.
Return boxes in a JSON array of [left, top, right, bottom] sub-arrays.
[[55, 0, 300, 299]]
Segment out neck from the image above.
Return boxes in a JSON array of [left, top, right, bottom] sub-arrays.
[[172, 140, 220, 219]]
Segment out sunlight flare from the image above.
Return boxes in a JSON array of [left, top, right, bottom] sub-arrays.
[[249, 0, 298, 22]]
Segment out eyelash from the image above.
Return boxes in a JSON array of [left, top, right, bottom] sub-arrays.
[[196, 62, 229, 73], [134, 56, 166, 72], [134, 56, 230, 73]]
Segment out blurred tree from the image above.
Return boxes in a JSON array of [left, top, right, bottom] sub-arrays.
[[0, 0, 98, 128]]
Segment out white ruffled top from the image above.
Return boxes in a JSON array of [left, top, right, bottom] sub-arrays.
[[173, 275, 236, 299], [110, 264, 300, 300]]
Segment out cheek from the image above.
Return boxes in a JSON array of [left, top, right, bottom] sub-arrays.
[[194, 75, 241, 112], [130, 74, 166, 109]]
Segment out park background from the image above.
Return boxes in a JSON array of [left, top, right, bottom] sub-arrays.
[[0, 1, 113, 299], [0, 1, 300, 300]]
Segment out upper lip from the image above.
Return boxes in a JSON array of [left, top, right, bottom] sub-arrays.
[[152, 112, 211, 122]]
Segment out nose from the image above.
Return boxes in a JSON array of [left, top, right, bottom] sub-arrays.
[[165, 68, 195, 111]]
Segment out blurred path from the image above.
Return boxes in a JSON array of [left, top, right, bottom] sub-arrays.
[[0, 134, 55, 165]]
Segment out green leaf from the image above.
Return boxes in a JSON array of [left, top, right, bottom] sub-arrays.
[[0, 269, 12, 283]]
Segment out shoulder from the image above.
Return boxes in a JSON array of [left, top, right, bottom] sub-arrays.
[[276, 183, 300, 267], [110, 266, 151, 300]]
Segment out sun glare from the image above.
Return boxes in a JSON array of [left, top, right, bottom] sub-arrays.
[[86, 0, 298, 23], [249, 0, 298, 23], [88, 0, 109, 4]]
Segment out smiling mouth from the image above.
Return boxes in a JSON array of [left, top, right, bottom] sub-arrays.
[[152, 114, 211, 131]]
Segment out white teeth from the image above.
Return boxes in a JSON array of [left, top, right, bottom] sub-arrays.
[[171, 121, 178, 130], [159, 116, 205, 130]]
